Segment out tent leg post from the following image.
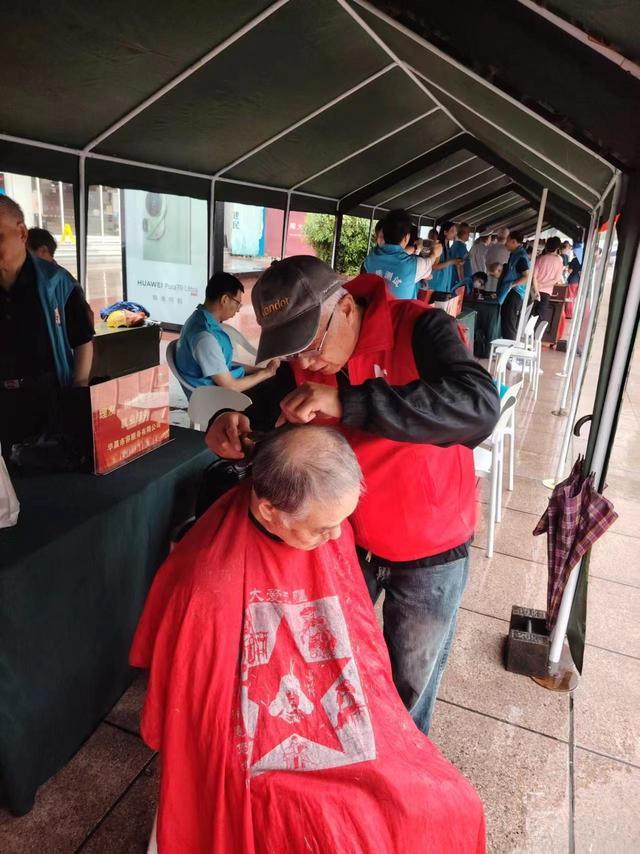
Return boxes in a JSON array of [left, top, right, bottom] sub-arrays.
[[546, 174, 624, 486], [366, 206, 377, 254], [514, 188, 547, 345], [281, 191, 291, 260], [331, 213, 343, 270], [78, 154, 87, 290], [553, 211, 599, 398]]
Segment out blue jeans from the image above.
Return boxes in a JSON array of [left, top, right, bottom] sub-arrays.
[[360, 553, 470, 734]]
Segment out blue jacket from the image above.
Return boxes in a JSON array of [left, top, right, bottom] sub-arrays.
[[33, 254, 78, 386], [362, 244, 420, 300], [497, 245, 530, 305], [428, 246, 455, 294], [176, 305, 244, 389]]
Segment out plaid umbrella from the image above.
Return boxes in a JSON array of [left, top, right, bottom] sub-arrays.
[[533, 456, 617, 633]]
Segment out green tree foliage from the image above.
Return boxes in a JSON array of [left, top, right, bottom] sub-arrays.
[[303, 214, 373, 276]]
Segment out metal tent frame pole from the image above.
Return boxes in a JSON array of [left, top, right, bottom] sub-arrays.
[[549, 229, 640, 664], [554, 210, 599, 389], [331, 213, 343, 270], [366, 206, 377, 253], [549, 176, 623, 485], [281, 192, 292, 259], [208, 179, 216, 277], [555, 218, 601, 413], [514, 187, 547, 343], [78, 155, 87, 289]]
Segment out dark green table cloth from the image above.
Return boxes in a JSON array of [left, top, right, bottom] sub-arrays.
[[0, 427, 212, 814], [463, 299, 502, 358]]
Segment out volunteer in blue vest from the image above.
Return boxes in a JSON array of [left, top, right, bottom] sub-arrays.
[[362, 209, 437, 300], [428, 221, 465, 298], [449, 222, 473, 292], [0, 195, 94, 389], [205, 255, 500, 733], [175, 272, 279, 396], [497, 231, 531, 339]]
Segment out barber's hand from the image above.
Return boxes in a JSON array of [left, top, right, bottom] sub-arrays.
[[263, 358, 281, 378], [276, 383, 343, 427], [205, 411, 251, 459], [453, 258, 464, 267]]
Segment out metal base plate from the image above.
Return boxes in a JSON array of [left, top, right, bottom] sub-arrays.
[[531, 642, 579, 693]]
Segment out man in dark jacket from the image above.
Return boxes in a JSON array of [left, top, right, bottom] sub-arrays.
[[0, 196, 93, 388], [206, 256, 500, 733]]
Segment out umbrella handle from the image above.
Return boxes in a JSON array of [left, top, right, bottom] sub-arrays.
[[573, 414, 592, 437]]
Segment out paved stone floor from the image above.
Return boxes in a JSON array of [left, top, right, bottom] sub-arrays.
[[1, 290, 638, 853]]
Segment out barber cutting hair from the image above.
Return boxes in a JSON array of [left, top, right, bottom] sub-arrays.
[[206, 256, 500, 734]]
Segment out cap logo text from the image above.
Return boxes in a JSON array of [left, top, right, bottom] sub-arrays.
[[262, 297, 289, 318]]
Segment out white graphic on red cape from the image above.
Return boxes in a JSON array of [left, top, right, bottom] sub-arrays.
[[268, 664, 314, 723], [240, 594, 376, 775]]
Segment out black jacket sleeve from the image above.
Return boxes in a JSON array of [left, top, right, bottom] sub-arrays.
[[241, 363, 297, 430], [340, 309, 500, 448]]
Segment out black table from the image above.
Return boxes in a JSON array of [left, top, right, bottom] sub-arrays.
[[91, 321, 161, 381], [463, 298, 501, 358], [0, 427, 212, 814]]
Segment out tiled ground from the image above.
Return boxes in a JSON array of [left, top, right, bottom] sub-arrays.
[[2, 287, 639, 853]]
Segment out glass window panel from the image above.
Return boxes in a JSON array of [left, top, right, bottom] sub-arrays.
[[40, 179, 61, 236], [222, 203, 285, 346], [102, 187, 120, 236], [88, 186, 102, 235]]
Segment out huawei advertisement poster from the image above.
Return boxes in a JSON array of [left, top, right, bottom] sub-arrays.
[[123, 189, 207, 325]]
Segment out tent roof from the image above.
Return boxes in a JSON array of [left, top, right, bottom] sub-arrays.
[[2, 0, 636, 238], [545, 1, 640, 64]]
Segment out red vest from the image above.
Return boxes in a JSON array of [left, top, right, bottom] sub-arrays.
[[292, 275, 476, 562]]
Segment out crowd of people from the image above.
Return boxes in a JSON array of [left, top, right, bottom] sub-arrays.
[[1, 187, 580, 851]]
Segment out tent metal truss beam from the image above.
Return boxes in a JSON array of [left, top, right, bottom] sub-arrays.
[[443, 187, 517, 221], [409, 65, 601, 207], [376, 155, 477, 207], [404, 166, 496, 211], [336, 0, 466, 134], [417, 174, 509, 217], [515, 0, 640, 81], [479, 203, 533, 232], [214, 62, 396, 178], [83, 0, 291, 153], [461, 135, 590, 225], [337, 134, 465, 212], [291, 105, 440, 191], [349, 0, 616, 174], [468, 196, 527, 223], [451, 193, 521, 223]]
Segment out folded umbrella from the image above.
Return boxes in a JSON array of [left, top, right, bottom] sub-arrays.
[[533, 456, 617, 634]]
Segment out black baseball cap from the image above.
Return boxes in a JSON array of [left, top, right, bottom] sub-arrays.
[[252, 256, 343, 364]]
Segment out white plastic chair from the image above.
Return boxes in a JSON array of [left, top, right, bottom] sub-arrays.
[[166, 338, 195, 398], [493, 347, 514, 390], [500, 380, 524, 493], [474, 395, 517, 559], [508, 321, 548, 400], [221, 323, 258, 362], [187, 386, 252, 431], [488, 313, 537, 372]]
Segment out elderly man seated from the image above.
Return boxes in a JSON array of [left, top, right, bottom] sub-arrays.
[[132, 425, 485, 854]]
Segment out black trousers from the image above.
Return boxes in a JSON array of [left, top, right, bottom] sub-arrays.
[[500, 289, 522, 340], [535, 292, 554, 328]]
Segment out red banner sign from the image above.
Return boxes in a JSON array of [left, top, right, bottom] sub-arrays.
[[90, 365, 170, 474]]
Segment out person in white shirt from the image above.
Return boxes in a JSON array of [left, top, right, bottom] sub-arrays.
[[485, 226, 511, 269], [468, 233, 492, 274]]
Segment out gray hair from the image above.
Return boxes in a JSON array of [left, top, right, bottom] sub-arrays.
[[0, 195, 25, 223], [252, 425, 362, 519]]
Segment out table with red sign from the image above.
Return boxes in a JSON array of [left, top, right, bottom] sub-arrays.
[[0, 427, 212, 815]]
